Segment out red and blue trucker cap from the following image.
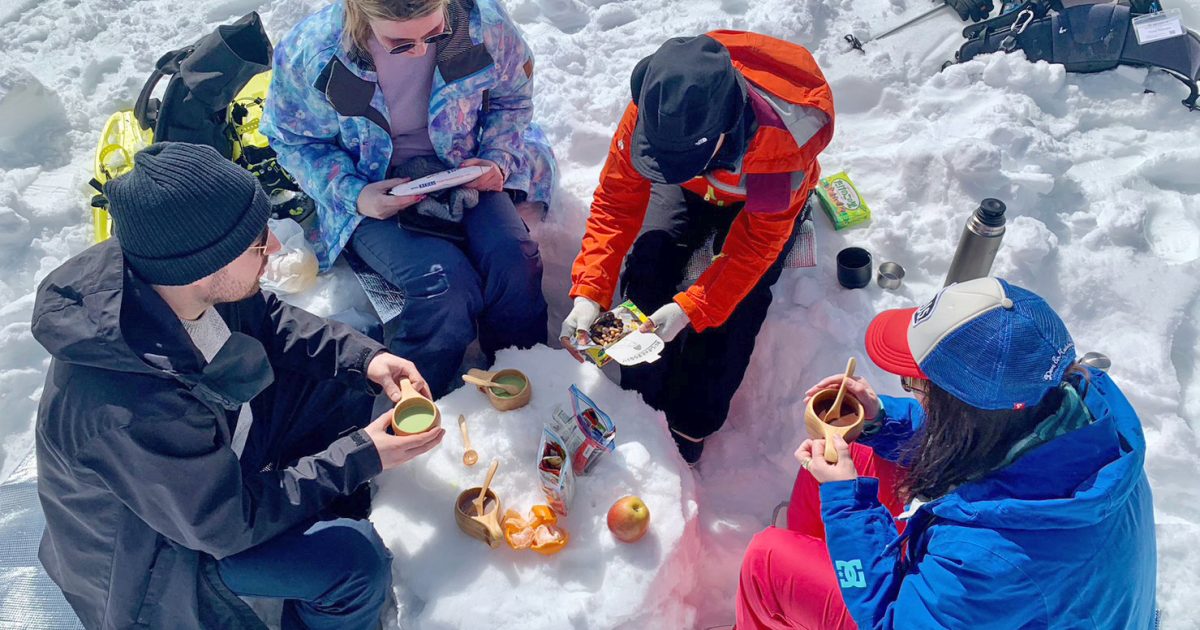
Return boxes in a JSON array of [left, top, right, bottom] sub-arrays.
[[865, 277, 1076, 410]]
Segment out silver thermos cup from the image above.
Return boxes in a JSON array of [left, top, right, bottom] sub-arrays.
[[944, 198, 1007, 287]]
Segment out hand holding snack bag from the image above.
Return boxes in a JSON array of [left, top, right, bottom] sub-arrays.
[[560, 296, 602, 348], [568, 301, 664, 367]]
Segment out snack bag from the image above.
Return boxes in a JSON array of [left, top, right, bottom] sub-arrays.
[[261, 218, 319, 294], [569, 300, 664, 367], [537, 426, 576, 515], [549, 385, 616, 476], [815, 172, 871, 230]]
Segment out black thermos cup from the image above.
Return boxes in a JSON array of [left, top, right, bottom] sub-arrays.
[[837, 247, 873, 289]]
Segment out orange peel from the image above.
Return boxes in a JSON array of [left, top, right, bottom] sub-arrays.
[[502, 504, 569, 555]]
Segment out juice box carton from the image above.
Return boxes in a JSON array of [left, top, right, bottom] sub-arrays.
[[815, 172, 871, 230]]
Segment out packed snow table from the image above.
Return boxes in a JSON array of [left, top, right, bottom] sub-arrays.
[[372, 346, 700, 629]]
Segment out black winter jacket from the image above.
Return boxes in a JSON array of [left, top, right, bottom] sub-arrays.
[[32, 239, 386, 629]]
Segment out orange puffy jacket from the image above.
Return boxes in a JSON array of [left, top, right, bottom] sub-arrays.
[[569, 31, 835, 332]]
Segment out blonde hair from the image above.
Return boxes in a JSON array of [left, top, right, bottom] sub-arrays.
[[342, 0, 449, 55]]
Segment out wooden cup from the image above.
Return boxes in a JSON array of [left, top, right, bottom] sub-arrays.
[[391, 378, 442, 435], [466, 368, 532, 412], [454, 487, 503, 548], [804, 388, 866, 464]]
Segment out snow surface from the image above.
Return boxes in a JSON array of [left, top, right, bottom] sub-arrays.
[[372, 346, 698, 629], [2, 0, 1200, 626]]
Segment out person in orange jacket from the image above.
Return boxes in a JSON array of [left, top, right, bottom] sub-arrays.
[[562, 32, 834, 463]]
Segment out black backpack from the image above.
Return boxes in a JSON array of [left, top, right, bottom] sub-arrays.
[[90, 11, 311, 235], [958, 1, 1200, 109], [132, 12, 273, 157]]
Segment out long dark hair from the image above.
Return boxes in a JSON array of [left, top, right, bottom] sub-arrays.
[[898, 364, 1089, 502]]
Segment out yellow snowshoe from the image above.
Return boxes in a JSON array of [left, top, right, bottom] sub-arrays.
[[90, 110, 154, 243]]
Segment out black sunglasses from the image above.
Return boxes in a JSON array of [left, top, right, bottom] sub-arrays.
[[388, 11, 452, 55]]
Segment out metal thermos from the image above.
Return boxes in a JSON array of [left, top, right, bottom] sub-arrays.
[[944, 198, 1007, 286]]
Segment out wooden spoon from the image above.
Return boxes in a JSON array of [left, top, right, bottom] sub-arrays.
[[475, 459, 499, 517], [462, 373, 522, 396], [823, 357, 857, 463], [458, 415, 478, 467]]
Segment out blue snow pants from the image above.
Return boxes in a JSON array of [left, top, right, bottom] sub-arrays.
[[349, 191, 548, 398]]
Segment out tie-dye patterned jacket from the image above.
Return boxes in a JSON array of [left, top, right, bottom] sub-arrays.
[[262, 0, 557, 270]]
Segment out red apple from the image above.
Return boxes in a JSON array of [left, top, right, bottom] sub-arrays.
[[606, 495, 651, 543]]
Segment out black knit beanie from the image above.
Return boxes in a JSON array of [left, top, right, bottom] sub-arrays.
[[105, 142, 271, 286]]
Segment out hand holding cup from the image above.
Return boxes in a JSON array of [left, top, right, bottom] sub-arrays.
[[804, 373, 882, 422]]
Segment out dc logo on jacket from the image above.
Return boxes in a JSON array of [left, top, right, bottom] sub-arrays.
[[835, 559, 866, 588]]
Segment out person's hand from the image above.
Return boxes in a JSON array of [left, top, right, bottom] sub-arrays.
[[460, 158, 505, 192], [639, 302, 690, 343], [795, 435, 857, 484], [804, 373, 881, 421], [944, 0, 993, 22], [559, 297, 602, 351], [366, 353, 432, 401], [357, 178, 425, 220], [363, 409, 445, 470]]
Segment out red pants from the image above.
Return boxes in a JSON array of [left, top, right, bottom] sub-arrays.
[[735, 444, 906, 630]]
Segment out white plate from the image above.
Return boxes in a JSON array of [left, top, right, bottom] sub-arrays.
[[387, 165, 490, 197]]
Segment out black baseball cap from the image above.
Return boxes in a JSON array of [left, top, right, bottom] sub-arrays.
[[630, 35, 747, 185]]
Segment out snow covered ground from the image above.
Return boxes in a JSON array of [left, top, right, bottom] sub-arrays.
[[372, 346, 699, 629], [2, 0, 1200, 626]]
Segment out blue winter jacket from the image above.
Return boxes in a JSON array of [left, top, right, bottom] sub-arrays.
[[822, 369, 1157, 628], [261, 0, 557, 270]]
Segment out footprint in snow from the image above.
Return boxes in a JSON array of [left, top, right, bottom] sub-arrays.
[[721, 0, 750, 14], [594, 4, 636, 31], [0, 68, 70, 169], [567, 128, 612, 166], [81, 56, 122, 96], [1144, 200, 1200, 265], [538, 0, 590, 34]]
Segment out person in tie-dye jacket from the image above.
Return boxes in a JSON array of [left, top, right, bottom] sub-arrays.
[[262, 0, 556, 397]]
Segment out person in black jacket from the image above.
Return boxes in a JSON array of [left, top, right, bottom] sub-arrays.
[[32, 142, 444, 630]]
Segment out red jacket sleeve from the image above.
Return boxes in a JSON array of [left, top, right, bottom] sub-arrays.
[[675, 177, 812, 332], [569, 104, 651, 309]]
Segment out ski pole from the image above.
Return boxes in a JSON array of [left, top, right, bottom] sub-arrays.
[[845, 3, 952, 51]]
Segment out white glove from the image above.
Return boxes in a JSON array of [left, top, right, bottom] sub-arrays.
[[559, 297, 602, 344], [641, 302, 690, 343]]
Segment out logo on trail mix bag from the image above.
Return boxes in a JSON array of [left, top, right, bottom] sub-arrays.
[[830, 179, 861, 211]]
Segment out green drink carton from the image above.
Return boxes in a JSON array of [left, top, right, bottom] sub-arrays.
[[816, 172, 871, 230]]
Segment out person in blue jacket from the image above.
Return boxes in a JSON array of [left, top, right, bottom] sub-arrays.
[[736, 277, 1157, 629], [262, 0, 557, 398]]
